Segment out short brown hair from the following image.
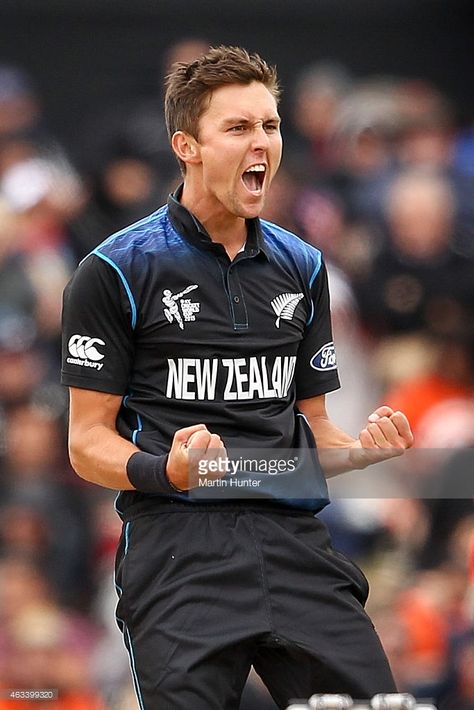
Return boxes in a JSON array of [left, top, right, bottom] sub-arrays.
[[165, 45, 280, 173]]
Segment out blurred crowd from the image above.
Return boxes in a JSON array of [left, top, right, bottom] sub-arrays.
[[0, 38, 473, 710]]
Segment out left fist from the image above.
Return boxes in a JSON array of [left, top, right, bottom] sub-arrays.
[[349, 406, 414, 469]]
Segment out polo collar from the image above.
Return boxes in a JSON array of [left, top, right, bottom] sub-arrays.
[[167, 184, 270, 260]]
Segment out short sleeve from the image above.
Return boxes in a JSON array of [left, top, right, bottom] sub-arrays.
[[61, 254, 134, 394], [295, 260, 340, 399]]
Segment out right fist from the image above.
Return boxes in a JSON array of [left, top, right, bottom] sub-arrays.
[[166, 423, 227, 491]]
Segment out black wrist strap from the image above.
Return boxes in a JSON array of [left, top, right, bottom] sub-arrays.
[[126, 451, 182, 494]]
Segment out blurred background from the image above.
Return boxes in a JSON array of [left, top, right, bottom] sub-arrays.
[[0, 1, 472, 708]]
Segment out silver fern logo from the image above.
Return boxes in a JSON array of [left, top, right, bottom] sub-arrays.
[[271, 292, 304, 328]]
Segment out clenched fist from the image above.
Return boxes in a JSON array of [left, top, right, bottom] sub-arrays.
[[166, 423, 227, 490], [348, 406, 414, 470]]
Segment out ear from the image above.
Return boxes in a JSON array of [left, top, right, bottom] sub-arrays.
[[171, 131, 201, 166]]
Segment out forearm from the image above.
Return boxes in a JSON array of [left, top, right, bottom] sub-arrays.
[[300, 400, 413, 477], [69, 423, 139, 490], [306, 414, 362, 478], [67, 387, 226, 493]]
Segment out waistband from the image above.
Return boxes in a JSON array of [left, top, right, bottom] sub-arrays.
[[119, 496, 318, 521]]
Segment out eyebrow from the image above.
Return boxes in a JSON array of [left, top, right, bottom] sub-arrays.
[[220, 116, 281, 127]]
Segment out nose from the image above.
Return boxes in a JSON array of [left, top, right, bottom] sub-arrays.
[[250, 122, 270, 151]]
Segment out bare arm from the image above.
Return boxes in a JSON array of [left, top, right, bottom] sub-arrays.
[[68, 387, 226, 491], [68, 387, 141, 489], [296, 394, 414, 478]]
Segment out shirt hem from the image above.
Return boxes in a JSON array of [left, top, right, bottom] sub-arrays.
[[61, 372, 126, 395], [295, 379, 341, 400]]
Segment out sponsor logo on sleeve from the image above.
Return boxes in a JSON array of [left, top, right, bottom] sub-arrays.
[[310, 342, 337, 371], [67, 334, 105, 371]]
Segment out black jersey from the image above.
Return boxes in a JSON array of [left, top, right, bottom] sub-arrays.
[[61, 188, 340, 515]]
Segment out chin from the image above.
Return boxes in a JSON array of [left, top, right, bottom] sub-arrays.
[[239, 196, 266, 219], [242, 206, 263, 219]]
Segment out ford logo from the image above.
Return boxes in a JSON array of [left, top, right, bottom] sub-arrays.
[[310, 342, 337, 371]]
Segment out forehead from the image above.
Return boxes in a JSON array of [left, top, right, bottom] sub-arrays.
[[201, 81, 279, 123]]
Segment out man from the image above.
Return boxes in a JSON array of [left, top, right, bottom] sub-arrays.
[[62, 46, 413, 709]]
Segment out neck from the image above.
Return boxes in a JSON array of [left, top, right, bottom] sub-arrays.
[[180, 181, 247, 258]]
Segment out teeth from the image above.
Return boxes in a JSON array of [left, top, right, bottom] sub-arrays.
[[246, 165, 265, 172]]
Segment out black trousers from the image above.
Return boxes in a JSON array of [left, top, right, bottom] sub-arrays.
[[115, 505, 396, 709]]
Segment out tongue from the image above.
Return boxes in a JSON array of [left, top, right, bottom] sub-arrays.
[[242, 171, 260, 192]]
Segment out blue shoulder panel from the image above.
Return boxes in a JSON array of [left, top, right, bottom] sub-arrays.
[[259, 220, 322, 327], [88, 205, 169, 330]]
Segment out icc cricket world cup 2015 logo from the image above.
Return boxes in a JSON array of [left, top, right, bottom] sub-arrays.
[[162, 285, 200, 330]]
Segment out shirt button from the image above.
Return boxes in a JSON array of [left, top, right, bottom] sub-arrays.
[[233, 296, 240, 303]]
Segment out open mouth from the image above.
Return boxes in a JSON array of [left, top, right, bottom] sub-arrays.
[[241, 164, 266, 194]]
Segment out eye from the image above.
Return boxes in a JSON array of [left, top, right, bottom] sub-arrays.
[[264, 122, 280, 133], [228, 125, 246, 133]]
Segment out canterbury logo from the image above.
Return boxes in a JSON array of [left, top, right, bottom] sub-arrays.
[[271, 292, 304, 328], [68, 334, 105, 361]]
